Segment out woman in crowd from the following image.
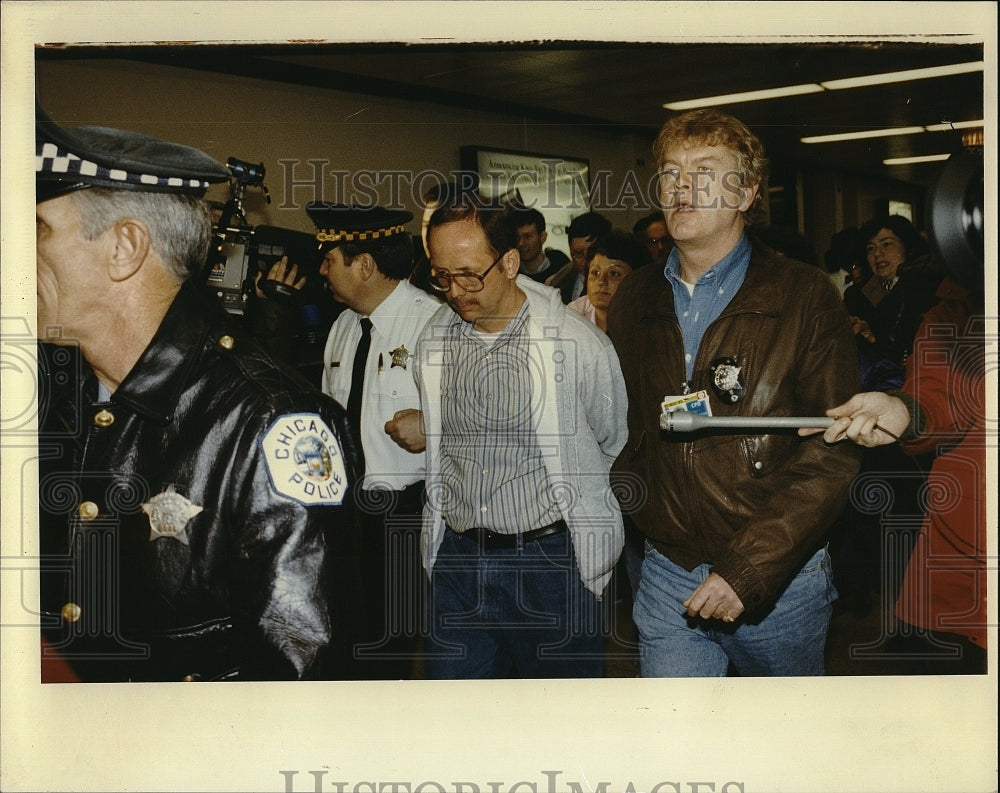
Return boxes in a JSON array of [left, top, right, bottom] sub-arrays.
[[568, 230, 648, 332], [851, 214, 942, 382], [834, 215, 943, 613]]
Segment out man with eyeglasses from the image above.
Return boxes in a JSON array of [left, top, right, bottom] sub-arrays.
[[386, 194, 628, 678], [608, 109, 860, 677]]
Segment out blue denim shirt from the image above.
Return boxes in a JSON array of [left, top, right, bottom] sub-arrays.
[[664, 233, 752, 382]]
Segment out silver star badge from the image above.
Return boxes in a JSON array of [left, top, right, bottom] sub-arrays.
[[142, 485, 203, 545], [389, 344, 412, 370]]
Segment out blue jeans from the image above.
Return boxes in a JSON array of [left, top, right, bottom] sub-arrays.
[[425, 529, 605, 678], [634, 544, 837, 677]]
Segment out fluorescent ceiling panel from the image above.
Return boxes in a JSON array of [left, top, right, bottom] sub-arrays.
[[801, 126, 925, 144], [662, 61, 984, 111], [883, 154, 952, 165], [821, 61, 984, 90], [924, 119, 985, 132], [662, 83, 822, 110]]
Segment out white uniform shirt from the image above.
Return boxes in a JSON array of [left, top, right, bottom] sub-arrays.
[[321, 280, 440, 490]]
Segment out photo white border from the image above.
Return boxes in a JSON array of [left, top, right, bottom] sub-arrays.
[[2, 3, 997, 792]]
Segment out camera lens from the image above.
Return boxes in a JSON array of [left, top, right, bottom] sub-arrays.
[[925, 150, 984, 290]]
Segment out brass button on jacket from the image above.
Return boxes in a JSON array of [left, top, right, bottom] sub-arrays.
[[94, 409, 115, 427]]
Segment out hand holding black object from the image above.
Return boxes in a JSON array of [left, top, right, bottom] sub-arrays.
[[256, 256, 306, 304]]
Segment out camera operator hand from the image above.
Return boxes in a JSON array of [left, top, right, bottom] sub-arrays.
[[255, 255, 306, 301]]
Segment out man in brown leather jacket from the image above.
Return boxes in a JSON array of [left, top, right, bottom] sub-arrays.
[[607, 109, 861, 676], [35, 111, 361, 681]]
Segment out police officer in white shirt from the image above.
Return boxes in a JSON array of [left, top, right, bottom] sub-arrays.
[[309, 202, 441, 679]]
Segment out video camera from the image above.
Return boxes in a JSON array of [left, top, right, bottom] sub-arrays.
[[204, 157, 325, 315], [205, 223, 324, 315]]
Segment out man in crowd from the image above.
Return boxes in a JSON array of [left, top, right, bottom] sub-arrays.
[[390, 194, 627, 678], [607, 109, 861, 676], [511, 206, 562, 283], [35, 112, 360, 682], [545, 211, 612, 303], [632, 210, 673, 267], [309, 202, 440, 679]]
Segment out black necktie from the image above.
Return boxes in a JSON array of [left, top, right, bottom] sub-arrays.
[[347, 317, 372, 460]]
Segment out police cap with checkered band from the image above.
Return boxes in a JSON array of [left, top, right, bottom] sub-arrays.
[[36, 107, 231, 204], [306, 202, 413, 245]]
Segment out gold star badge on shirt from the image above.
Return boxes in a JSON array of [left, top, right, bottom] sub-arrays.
[[389, 344, 412, 370], [142, 485, 203, 545]]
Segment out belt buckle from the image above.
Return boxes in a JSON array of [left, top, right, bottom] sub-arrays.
[[479, 528, 515, 551]]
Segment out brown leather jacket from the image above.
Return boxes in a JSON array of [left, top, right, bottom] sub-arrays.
[[607, 244, 862, 617]]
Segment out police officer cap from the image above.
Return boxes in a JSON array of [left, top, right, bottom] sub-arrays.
[[307, 202, 413, 244], [36, 107, 231, 204]]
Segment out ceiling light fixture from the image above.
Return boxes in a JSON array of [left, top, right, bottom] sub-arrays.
[[662, 83, 823, 110], [801, 118, 985, 145], [820, 61, 984, 90], [924, 119, 985, 132], [662, 62, 984, 111], [801, 126, 925, 144], [883, 154, 952, 166]]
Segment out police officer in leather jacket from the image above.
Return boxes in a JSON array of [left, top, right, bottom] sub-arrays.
[[35, 111, 362, 682]]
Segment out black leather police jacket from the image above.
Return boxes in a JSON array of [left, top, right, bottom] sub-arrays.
[[37, 282, 362, 682]]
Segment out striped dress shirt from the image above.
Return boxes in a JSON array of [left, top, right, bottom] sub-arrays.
[[439, 302, 562, 534]]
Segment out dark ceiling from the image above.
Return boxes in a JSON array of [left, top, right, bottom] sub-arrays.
[[37, 40, 986, 187]]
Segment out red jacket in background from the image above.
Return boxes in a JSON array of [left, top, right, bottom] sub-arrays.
[[895, 277, 987, 648]]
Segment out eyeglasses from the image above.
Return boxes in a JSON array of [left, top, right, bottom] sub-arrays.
[[428, 251, 505, 293]]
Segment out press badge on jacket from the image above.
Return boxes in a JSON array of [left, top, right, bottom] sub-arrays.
[[261, 413, 348, 505], [661, 389, 713, 417]]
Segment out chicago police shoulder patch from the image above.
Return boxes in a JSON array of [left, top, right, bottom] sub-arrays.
[[261, 413, 347, 506]]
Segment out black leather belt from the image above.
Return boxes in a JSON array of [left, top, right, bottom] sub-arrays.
[[449, 519, 568, 550]]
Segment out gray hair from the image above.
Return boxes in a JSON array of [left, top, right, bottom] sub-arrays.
[[71, 188, 213, 283]]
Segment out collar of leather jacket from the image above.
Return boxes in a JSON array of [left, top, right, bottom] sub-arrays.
[[635, 243, 789, 321], [111, 282, 234, 424]]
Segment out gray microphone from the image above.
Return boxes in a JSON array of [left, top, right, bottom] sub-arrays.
[[660, 411, 835, 432]]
